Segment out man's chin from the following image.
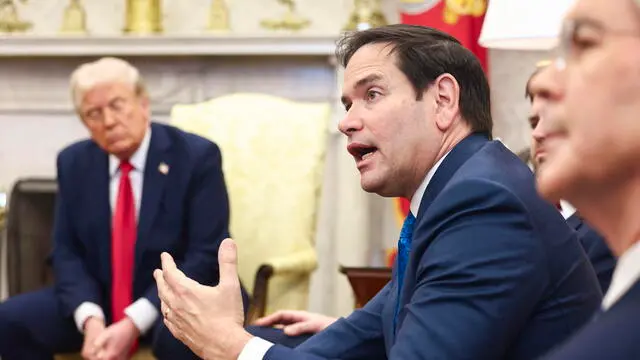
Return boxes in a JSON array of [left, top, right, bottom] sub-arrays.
[[107, 142, 134, 159], [360, 175, 385, 194], [360, 180, 380, 194], [360, 179, 400, 198], [535, 165, 570, 204]]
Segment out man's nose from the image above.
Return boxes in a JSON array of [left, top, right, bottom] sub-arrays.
[[338, 108, 364, 135]]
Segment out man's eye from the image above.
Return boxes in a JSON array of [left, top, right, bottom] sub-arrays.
[[572, 35, 597, 50], [571, 26, 600, 51], [367, 91, 380, 101], [110, 98, 125, 110], [86, 110, 100, 119]]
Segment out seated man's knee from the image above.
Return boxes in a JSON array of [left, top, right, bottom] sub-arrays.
[[246, 325, 312, 348], [0, 298, 18, 338]]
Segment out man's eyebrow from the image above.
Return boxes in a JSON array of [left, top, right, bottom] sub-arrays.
[[570, 16, 606, 32], [341, 74, 384, 106], [354, 74, 383, 89]]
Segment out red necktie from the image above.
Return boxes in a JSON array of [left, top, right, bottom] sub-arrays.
[[112, 160, 138, 354]]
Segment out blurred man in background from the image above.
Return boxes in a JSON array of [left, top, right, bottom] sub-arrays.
[[0, 57, 247, 360], [524, 61, 615, 294], [528, 0, 640, 358]]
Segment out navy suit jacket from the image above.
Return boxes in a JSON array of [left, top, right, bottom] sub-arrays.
[[566, 213, 615, 293], [51, 122, 241, 320], [542, 279, 640, 360], [264, 134, 602, 360]]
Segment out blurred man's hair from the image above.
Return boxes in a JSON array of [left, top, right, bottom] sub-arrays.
[[525, 60, 552, 101]]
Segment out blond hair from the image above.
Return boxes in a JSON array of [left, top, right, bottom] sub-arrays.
[[525, 59, 552, 100], [69, 57, 148, 110]]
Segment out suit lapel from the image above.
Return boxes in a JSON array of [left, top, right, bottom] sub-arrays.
[[86, 143, 112, 280], [136, 124, 171, 260], [389, 133, 490, 345], [416, 133, 490, 220]]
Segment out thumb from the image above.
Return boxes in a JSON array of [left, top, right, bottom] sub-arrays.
[[92, 329, 109, 349], [218, 238, 240, 290]]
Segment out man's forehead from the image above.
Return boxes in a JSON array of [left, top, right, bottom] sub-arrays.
[[345, 45, 398, 83], [567, 0, 638, 28]]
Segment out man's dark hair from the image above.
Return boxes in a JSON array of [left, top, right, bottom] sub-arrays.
[[336, 24, 492, 138]]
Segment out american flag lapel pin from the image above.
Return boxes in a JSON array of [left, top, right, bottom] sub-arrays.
[[158, 162, 169, 175]]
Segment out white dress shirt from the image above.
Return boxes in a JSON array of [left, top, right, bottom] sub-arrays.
[[73, 127, 159, 335], [559, 200, 576, 220], [601, 241, 640, 311], [237, 151, 450, 360]]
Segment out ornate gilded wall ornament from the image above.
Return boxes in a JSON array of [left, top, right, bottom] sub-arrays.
[[0, 0, 31, 33], [60, 0, 88, 34], [260, 0, 310, 31]]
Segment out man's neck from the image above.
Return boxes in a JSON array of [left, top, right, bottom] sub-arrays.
[[571, 177, 640, 257], [401, 126, 471, 201]]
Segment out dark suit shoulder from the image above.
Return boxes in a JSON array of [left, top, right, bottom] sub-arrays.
[[544, 281, 640, 359], [56, 139, 102, 177], [57, 139, 97, 161], [434, 141, 540, 215], [464, 141, 535, 188]]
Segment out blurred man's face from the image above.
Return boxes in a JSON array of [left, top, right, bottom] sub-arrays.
[[527, 71, 563, 176], [79, 81, 150, 160], [529, 0, 640, 202]]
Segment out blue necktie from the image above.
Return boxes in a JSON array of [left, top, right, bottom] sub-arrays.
[[393, 212, 416, 333]]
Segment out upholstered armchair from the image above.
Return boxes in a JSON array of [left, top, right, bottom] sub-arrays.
[[170, 93, 331, 323]]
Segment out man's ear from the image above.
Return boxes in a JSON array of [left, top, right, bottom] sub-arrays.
[[433, 73, 461, 132], [139, 95, 151, 115]]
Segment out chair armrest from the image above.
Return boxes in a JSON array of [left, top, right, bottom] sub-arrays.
[[265, 248, 317, 276], [246, 248, 317, 324]]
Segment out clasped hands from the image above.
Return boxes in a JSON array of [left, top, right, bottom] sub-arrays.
[[80, 316, 138, 360]]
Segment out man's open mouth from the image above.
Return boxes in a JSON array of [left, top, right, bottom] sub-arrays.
[[347, 143, 378, 161]]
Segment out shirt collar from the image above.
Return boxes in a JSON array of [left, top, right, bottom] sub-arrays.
[[602, 240, 640, 310], [559, 199, 577, 220], [410, 151, 451, 216], [109, 126, 152, 176]]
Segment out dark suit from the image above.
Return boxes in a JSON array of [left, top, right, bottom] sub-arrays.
[[0, 122, 247, 359], [516, 147, 615, 294], [566, 213, 615, 293], [262, 134, 602, 360], [542, 279, 640, 360]]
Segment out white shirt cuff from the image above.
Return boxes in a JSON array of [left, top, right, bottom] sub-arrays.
[[237, 337, 274, 360], [74, 302, 105, 333], [124, 298, 159, 335]]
